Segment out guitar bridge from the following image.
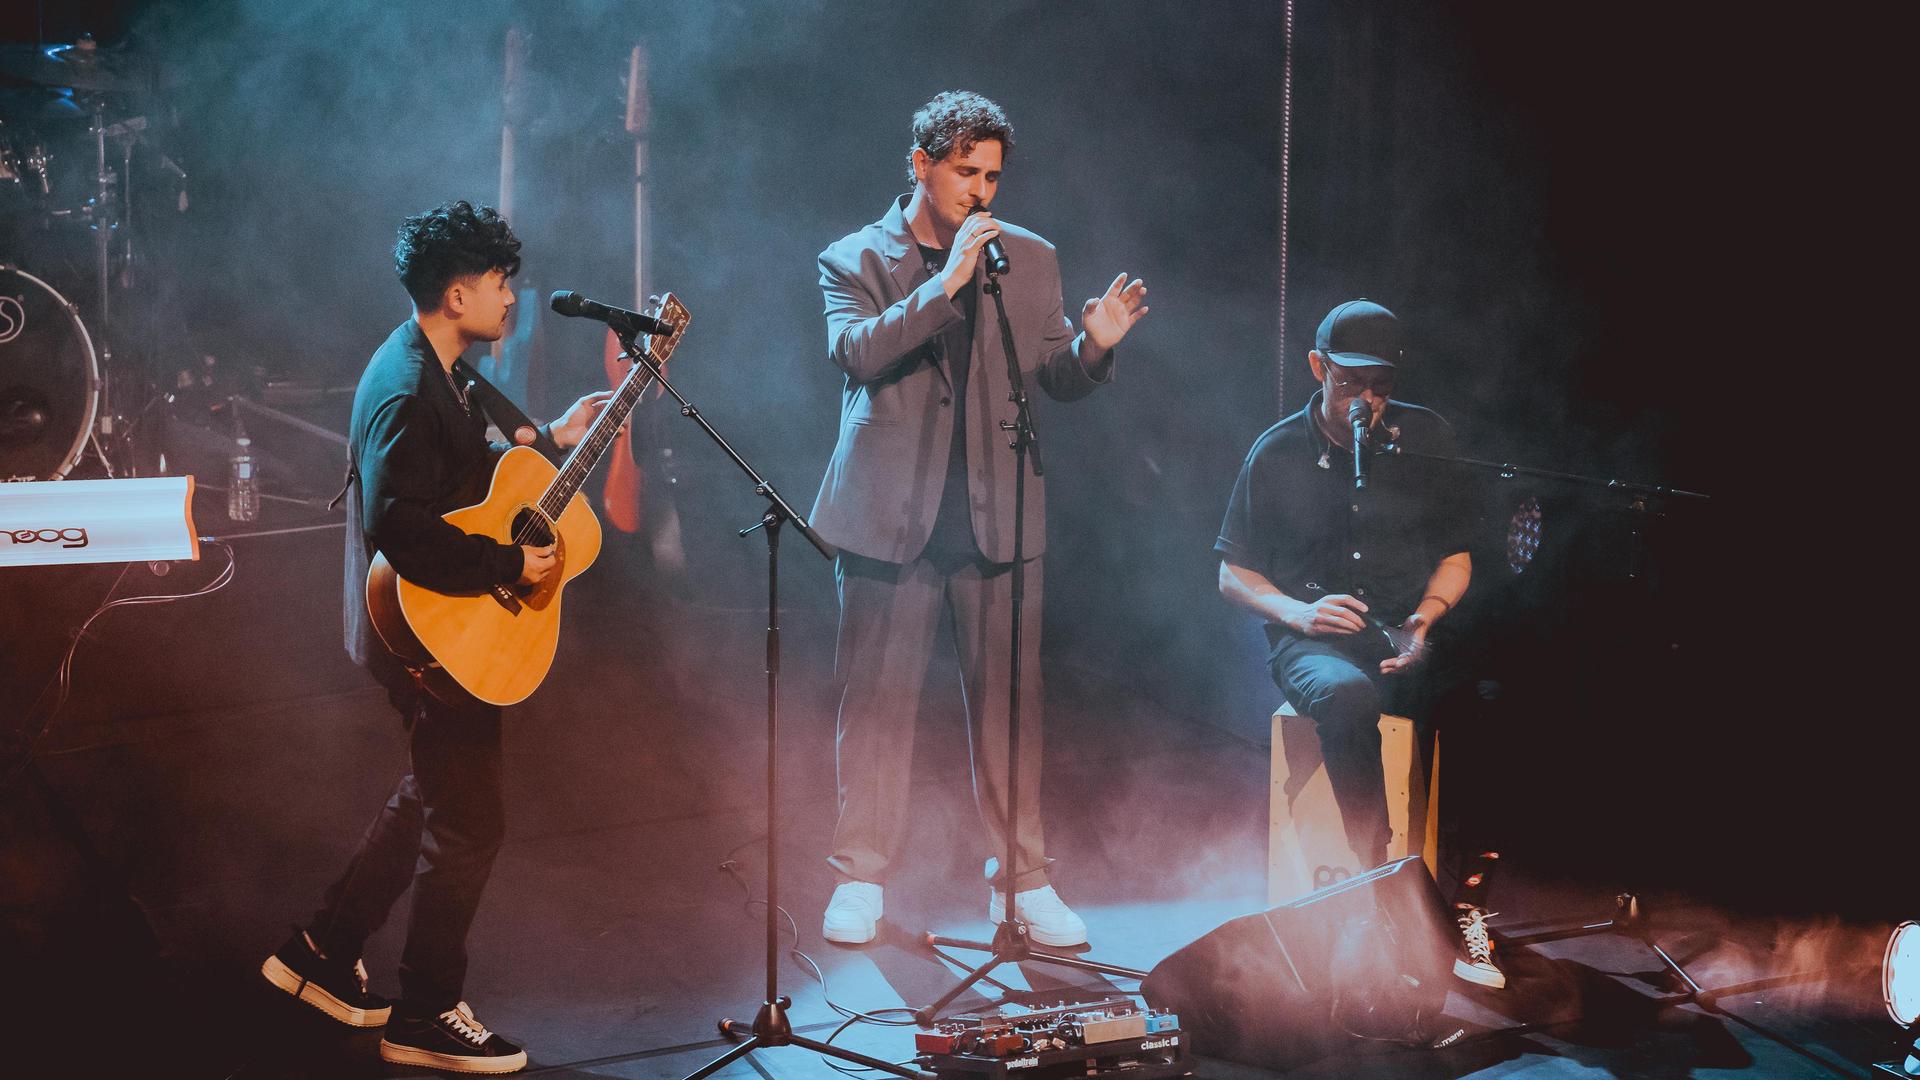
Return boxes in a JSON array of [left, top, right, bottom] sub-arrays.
[[490, 584, 523, 614]]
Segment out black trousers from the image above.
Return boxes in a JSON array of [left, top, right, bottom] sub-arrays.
[[1269, 628, 1437, 871], [309, 661, 505, 1014]]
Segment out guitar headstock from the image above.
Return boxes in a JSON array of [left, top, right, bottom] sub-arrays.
[[640, 293, 691, 367]]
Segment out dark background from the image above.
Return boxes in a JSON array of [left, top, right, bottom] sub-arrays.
[[3, 0, 1882, 940]]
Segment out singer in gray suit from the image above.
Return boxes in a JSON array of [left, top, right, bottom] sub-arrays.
[[811, 91, 1148, 947]]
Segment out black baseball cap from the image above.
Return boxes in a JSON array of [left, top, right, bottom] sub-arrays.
[[1315, 299, 1402, 368]]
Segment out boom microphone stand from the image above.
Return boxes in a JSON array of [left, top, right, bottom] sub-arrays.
[[1374, 436, 1712, 1001], [616, 335, 920, 1080], [914, 264, 1147, 1026]]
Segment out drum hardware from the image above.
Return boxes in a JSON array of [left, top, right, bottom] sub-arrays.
[[0, 37, 144, 97], [0, 266, 104, 482], [3, 37, 180, 482]]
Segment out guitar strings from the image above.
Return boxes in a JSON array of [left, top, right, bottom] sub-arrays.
[[507, 357, 662, 550]]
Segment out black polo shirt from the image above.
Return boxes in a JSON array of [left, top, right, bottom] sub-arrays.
[[1215, 389, 1471, 654]]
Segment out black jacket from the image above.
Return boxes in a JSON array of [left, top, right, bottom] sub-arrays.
[[342, 320, 524, 668]]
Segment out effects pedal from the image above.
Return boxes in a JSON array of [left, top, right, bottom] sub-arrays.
[[917, 999, 1190, 1080]]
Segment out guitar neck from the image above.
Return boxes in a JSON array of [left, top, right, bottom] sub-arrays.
[[536, 359, 656, 520], [532, 292, 688, 520]]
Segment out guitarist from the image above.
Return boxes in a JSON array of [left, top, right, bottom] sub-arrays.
[[261, 201, 612, 1074]]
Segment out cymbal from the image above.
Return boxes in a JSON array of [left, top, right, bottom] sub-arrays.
[[0, 85, 88, 124], [0, 40, 144, 95]]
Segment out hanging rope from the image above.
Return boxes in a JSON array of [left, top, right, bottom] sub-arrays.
[[1276, 0, 1295, 415]]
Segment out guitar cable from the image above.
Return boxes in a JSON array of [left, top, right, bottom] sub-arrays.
[[3, 539, 236, 794], [716, 836, 952, 1075], [712, 832, 1132, 1075]]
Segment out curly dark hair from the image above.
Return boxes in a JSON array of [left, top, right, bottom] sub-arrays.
[[905, 90, 1014, 186], [394, 200, 522, 310]]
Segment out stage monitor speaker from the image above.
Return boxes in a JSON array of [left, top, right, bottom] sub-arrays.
[[1140, 856, 1456, 1072]]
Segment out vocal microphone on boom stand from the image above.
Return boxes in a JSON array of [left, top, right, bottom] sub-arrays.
[[1349, 399, 1372, 491]]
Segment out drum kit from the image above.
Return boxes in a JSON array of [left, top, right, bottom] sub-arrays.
[[1, 34, 182, 483]]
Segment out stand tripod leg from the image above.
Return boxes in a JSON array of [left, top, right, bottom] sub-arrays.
[[690, 1006, 927, 1080], [1644, 936, 1709, 1002], [925, 932, 1149, 981], [914, 951, 1010, 1025], [684, 1035, 760, 1080], [789, 1034, 928, 1076]]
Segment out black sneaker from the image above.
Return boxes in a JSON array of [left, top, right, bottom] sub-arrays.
[[379, 1001, 528, 1074], [260, 930, 392, 1027], [1451, 906, 1507, 989]]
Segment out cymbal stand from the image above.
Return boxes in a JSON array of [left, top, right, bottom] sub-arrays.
[[79, 95, 122, 475]]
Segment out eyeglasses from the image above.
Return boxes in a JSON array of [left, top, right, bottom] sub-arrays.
[[1326, 364, 1395, 397]]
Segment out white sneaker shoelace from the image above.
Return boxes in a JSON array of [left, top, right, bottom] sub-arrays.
[[440, 1002, 493, 1047], [1458, 908, 1497, 963]]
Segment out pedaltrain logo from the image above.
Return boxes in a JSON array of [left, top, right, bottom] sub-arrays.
[[5, 527, 91, 548]]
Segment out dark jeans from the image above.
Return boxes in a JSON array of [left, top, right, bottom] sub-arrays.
[[309, 662, 505, 1014], [1270, 627, 1435, 870]]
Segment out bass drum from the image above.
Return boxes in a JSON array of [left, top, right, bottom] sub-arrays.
[[0, 266, 99, 480]]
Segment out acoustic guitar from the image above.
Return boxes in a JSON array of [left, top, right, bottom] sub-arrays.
[[366, 293, 690, 706]]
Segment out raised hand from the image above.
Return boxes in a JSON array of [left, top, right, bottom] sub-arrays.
[[1082, 273, 1149, 355], [545, 389, 617, 449]]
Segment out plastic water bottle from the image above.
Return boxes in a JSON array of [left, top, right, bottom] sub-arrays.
[[228, 436, 259, 522]]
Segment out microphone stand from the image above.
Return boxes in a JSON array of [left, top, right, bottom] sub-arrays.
[[619, 335, 920, 1080], [1375, 442, 1708, 579], [914, 265, 1147, 1026], [1376, 444, 1708, 503], [1371, 437, 1711, 1002]]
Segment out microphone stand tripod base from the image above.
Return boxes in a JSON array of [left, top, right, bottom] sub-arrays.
[[691, 997, 931, 1080], [914, 919, 1149, 1026]]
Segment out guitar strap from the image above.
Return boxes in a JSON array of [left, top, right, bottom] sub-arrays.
[[328, 361, 563, 511], [452, 358, 567, 464]]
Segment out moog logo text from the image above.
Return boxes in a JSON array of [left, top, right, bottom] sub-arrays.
[[5, 527, 90, 549]]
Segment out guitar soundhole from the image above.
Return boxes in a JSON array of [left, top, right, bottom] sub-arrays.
[[511, 507, 556, 549]]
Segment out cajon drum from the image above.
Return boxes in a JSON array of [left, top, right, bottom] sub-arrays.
[[1268, 703, 1439, 904]]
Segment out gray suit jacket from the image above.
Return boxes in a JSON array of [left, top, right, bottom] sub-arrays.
[[810, 195, 1112, 564]]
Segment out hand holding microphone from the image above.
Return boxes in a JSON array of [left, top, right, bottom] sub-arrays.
[[941, 206, 1006, 297]]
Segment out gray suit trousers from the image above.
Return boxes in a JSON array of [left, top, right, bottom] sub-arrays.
[[829, 549, 1050, 892]]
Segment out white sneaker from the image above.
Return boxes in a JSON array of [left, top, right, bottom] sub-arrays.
[[989, 885, 1088, 947], [1452, 907, 1506, 989], [822, 881, 883, 944]]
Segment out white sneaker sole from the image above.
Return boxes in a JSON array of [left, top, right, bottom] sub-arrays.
[[379, 1039, 528, 1074], [989, 910, 1087, 948], [997, 923, 1087, 948], [260, 954, 391, 1027], [1453, 957, 1507, 989], [822, 920, 879, 944]]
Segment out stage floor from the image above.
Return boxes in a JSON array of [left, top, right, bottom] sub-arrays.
[[2, 527, 1895, 1078]]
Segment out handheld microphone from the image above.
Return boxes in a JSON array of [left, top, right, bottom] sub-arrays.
[[1348, 398, 1372, 491], [968, 204, 1010, 276], [549, 291, 673, 337]]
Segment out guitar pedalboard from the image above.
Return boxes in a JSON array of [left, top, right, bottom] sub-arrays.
[[915, 998, 1190, 1080]]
